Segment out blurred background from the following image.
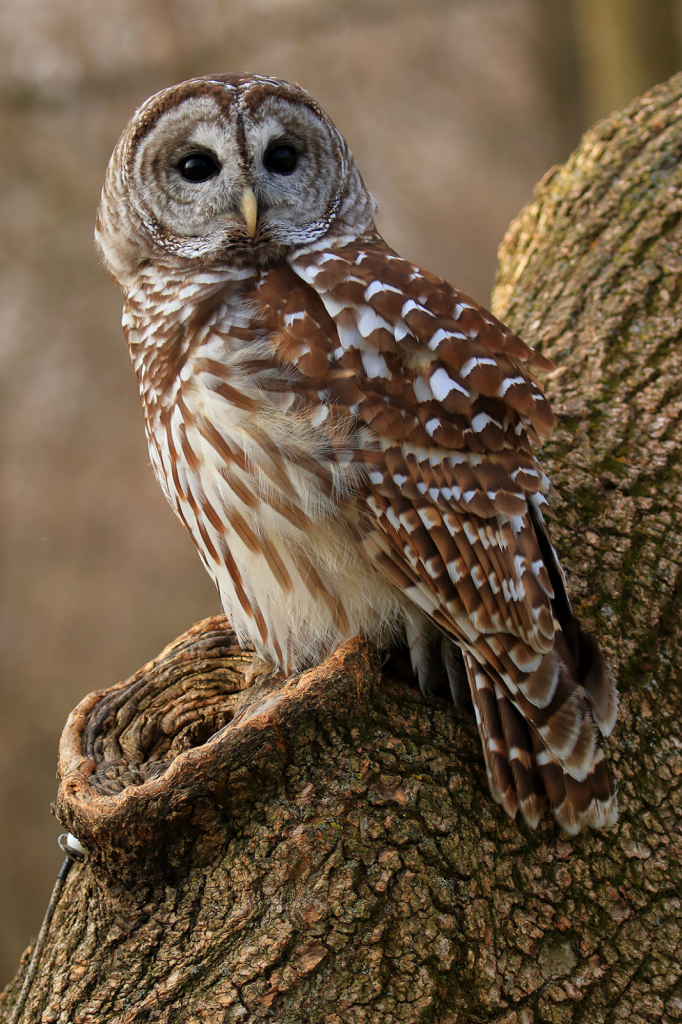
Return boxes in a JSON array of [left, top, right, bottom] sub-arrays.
[[1, 0, 681, 987]]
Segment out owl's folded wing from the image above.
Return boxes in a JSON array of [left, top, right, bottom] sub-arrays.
[[287, 240, 618, 831]]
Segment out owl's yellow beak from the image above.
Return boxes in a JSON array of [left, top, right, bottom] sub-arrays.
[[239, 187, 258, 238]]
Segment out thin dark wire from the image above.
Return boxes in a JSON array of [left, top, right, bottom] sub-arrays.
[[7, 856, 74, 1024]]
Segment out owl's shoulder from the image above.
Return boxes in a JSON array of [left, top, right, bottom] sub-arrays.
[[293, 238, 551, 368], [289, 238, 555, 443]]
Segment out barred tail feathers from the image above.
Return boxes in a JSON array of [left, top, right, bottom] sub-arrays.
[[463, 634, 618, 833]]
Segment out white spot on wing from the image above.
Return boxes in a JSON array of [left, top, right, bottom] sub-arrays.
[[418, 506, 441, 529], [471, 412, 496, 433], [336, 323, 361, 350], [364, 280, 403, 301], [498, 375, 526, 396], [460, 356, 497, 378], [428, 327, 466, 350], [429, 367, 470, 401], [386, 507, 401, 532], [317, 251, 344, 265], [448, 560, 464, 583], [511, 466, 539, 482], [412, 376, 432, 402], [401, 299, 422, 317], [471, 565, 485, 589], [361, 350, 391, 378], [322, 294, 347, 318], [399, 512, 419, 533], [357, 306, 393, 339], [453, 302, 474, 317]]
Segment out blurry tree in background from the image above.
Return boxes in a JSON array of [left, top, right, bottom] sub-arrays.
[[571, 0, 682, 122], [1, 0, 681, 990]]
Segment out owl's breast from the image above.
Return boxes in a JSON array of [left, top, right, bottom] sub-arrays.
[[122, 262, 397, 671]]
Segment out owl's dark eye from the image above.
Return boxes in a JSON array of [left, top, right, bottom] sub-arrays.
[[263, 144, 298, 175], [177, 152, 220, 182]]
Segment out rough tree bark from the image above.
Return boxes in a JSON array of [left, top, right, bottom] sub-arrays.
[[2, 77, 682, 1024]]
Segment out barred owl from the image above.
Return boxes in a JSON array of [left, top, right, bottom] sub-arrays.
[[96, 74, 618, 833]]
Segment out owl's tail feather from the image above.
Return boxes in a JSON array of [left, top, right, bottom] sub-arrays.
[[404, 605, 618, 831], [561, 616, 619, 736], [530, 732, 617, 833], [466, 651, 545, 827], [527, 497, 619, 739], [463, 647, 618, 834]]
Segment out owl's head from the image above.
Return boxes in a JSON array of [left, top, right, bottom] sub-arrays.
[[96, 74, 376, 288]]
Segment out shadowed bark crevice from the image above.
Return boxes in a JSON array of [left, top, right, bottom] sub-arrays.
[[3, 75, 682, 1024]]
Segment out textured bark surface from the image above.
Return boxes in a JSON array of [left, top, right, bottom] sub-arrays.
[[2, 77, 682, 1024]]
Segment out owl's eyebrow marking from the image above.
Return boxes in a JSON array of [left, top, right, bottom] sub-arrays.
[[233, 111, 250, 168]]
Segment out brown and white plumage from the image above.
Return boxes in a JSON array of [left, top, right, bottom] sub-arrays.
[[96, 73, 618, 833]]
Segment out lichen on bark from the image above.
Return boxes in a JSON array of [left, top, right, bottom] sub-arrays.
[[2, 77, 682, 1024]]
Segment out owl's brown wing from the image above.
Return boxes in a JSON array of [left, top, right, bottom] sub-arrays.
[[288, 239, 618, 833]]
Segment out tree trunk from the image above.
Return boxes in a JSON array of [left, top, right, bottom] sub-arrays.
[[3, 77, 682, 1024]]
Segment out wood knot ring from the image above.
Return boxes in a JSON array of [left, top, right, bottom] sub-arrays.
[[54, 617, 376, 882]]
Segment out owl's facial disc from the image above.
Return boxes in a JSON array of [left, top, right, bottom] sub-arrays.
[[125, 90, 358, 265], [128, 95, 252, 257], [97, 76, 377, 284], [239, 96, 346, 254]]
